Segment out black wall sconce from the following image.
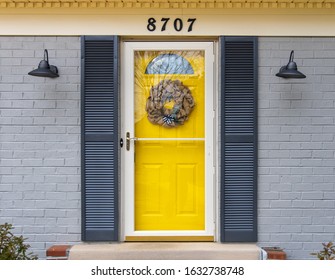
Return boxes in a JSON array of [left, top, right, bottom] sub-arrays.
[[276, 50, 306, 79], [28, 49, 59, 78]]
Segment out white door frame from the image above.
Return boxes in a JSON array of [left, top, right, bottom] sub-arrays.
[[121, 41, 215, 239]]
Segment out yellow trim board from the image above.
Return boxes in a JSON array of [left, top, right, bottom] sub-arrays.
[[0, 0, 335, 10], [125, 236, 214, 242]]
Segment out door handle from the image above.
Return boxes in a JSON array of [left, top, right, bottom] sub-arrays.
[[126, 132, 139, 151], [126, 132, 130, 151]]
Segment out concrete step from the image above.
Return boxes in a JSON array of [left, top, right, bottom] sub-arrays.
[[69, 242, 260, 260]]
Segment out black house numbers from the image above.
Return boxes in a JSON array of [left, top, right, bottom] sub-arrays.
[[147, 18, 197, 32]]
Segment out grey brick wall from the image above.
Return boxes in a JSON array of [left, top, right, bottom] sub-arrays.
[[1, 36, 334, 260], [0, 37, 81, 258], [258, 37, 335, 259]]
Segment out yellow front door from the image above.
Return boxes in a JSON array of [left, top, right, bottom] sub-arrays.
[[134, 50, 205, 231], [123, 42, 214, 240]]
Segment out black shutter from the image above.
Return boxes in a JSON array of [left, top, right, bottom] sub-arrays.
[[220, 37, 258, 242], [81, 36, 119, 241]]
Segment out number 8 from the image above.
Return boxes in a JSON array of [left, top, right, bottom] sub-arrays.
[[147, 18, 156, 32]]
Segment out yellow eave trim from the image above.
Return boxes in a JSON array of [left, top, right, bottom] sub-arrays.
[[0, 1, 334, 9]]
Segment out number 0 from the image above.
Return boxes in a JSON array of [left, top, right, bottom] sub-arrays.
[[174, 18, 183, 32]]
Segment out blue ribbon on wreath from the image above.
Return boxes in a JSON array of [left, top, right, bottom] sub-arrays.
[[162, 115, 176, 125], [162, 105, 181, 125]]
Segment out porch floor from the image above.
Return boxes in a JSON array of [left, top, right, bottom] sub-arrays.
[[68, 242, 260, 260]]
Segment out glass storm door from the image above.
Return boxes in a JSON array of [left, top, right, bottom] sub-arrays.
[[123, 42, 214, 241]]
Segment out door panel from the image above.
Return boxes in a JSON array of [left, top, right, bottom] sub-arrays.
[[135, 141, 204, 230]]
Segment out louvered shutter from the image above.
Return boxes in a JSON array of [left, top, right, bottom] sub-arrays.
[[81, 36, 119, 241], [220, 37, 258, 242]]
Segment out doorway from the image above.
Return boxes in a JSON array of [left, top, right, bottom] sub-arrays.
[[122, 41, 215, 241]]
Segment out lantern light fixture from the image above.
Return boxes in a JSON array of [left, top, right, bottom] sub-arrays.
[[276, 50, 306, 79], [28, 49, 59, 78]]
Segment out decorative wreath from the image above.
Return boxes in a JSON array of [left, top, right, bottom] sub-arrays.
[[145, 79, 195, 128]]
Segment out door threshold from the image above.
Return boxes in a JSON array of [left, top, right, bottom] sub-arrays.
[[125, 236, 214, 242]]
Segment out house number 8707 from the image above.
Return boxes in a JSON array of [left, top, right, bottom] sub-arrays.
[[147, 18, 197, 32]]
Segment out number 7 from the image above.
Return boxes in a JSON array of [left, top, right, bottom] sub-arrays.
[[161, 18, 170, 31], [187, 18, 196, 32]]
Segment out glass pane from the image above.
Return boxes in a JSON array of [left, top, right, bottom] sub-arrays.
[[134, 50, 205, 139], [145, 53, 194, 74]]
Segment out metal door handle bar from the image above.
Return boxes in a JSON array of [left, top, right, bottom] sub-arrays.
[[131, 138, 205, 141], [126, 131, 204, 151]]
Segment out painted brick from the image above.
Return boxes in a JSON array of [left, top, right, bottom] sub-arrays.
[[43, 159, 65, 166], [280, 225, 302, 233], [301, 192, 324, 200], [56, 117, 79, 125], [12, 183, 35, 192], [324, 225, 335, 233], [33, 100, 56, 109], [56, 234, 81, 242], [324, 192, 335, 199], [280, 192, 302, 200], [270, 200, 292, 208], [291, 217, 312, 225], [270, 234, 291, 242], [314, 201, 335, 208], [0, 36, 80, 260], [2, 36, 335, 260], [312, 217, 334, 225], [259, 225, 281, 233], [13, 201, 35, 211], [57, 218, 79, 225], [270, 183, 292, 192], [260, 217, 291, 225], [44, 226, 67, 234], [24, 191, 46, 200], [0, 184, 13, 191], [322, 177, 335, 184], [43, 175, 67, 183], [292, 200, 315, 208], [35, 200, 57, 209], [258, 209, 281, 217], [22, 159, 43, 166], [1, 176, 23, 183], [258, 37, 335, 260], [44, 109, 66, 117], [66, 209, 81, 218], [280, 176, 302, 183], [258, 192, 280, 200], [56, 200, 79, 209], [2, 209, 23, 216], [292, 234, 313, 242], [23, 210, 45, 217], [46, 192, 67, 200], [67, 226, 81, 234]]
